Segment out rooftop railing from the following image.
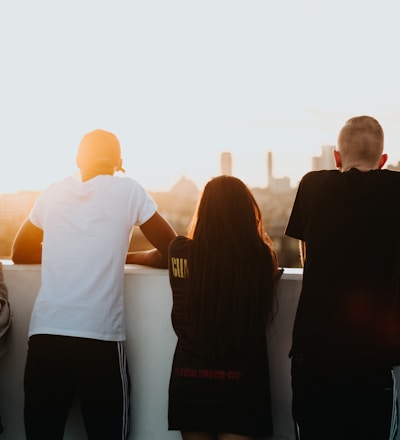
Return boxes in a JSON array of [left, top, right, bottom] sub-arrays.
[[0, 264, 302, 439]]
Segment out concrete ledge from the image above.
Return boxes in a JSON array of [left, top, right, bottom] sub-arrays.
[[0, 263, 302, 440]]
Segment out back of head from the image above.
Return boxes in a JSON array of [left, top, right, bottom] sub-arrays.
[[76, 129, 125, 174], [190, 175, 265, 248], [337, 116, 384, 167]]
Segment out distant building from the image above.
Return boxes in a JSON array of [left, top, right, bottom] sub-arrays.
[[170, 176, 199, 199], [267, 151, 273, 187], [0, 191, 39, 258], [220, 152, 232, 175], [268, 176, 292, 193], [266, 151, 292, 193], [312, 145, 336, 171], [153, 176, 199, 235], [0, 191, 38, 222], [387, 161, 400, 172]]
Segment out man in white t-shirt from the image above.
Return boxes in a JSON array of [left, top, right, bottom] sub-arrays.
[[11, 129, 177, 439]]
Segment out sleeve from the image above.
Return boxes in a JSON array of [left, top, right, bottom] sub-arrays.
[[285, 176, 307, 241], [29, 191, 46, 229], [168, 236, 190, 289], [168, 237, 189, 338], [132, 182, 157, 226]]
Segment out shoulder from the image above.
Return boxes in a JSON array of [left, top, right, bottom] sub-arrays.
[[300, 170, 339, 184], [40, 176, 75, 193], [111, 175, 146, 190], [170, 235, 190, 248], [111, 176, 155, 201], [375, 169, 400, 192], [380, 169, 400, 180], [169, 236, 190, 254], [32, 177, 75, 207], [297, 170, 340, 194]]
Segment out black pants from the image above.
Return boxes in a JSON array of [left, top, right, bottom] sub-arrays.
[[291, 355, 397, 440], [24, 335, 130, 440]]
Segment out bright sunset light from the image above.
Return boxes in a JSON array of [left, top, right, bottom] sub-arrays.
[[1, 1, 400, 194]]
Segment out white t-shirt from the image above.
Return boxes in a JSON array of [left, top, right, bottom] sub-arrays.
[[28, 174, 157, 341]]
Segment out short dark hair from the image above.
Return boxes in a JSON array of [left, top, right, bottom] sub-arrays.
[[337, 116, 384, 164]]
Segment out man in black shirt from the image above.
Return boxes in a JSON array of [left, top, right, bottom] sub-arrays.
[[286, 116, 400, 439]]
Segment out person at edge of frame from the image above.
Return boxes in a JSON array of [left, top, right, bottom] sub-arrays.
[[285, 115, 400, 440]]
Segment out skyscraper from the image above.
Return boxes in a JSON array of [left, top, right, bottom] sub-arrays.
[[220, 152, 232, 175], [312, 145, 336, 171]]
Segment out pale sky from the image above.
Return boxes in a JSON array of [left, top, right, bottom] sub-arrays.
[[1, 0, 400, 194]]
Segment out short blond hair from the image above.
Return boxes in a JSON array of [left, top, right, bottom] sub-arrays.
[[337, 116, 384, 165]]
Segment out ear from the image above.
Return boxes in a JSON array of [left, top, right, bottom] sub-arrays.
[[115, 158, 125, 173], [378, 153, 388, 169], [333, 150, 342, 169]]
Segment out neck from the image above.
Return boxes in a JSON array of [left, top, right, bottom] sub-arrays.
[[80, 170, 114, 182], [340, 160, 379, 173], [341, 165, 374, 173]]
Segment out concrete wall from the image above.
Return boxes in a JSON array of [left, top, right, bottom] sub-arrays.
[[0, 263, 302, 440]]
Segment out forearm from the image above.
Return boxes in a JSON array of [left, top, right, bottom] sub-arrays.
[[126, 249, 168, 269], [127, 212, 176, 269], [300, 241, 306, 267], [11, 246, 42, 264], [11, 219, 43, 264], [12, 237, 42, 264]]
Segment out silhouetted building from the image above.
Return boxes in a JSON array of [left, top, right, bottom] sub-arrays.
[[170, 176, 199, 199], [267, 151, 273, 187], [266, 151, 292, 193], [220, 152, 232, 175], [0, 191, 39, 258], [312, 145, 335, 170], [387, 161, 400, 172]]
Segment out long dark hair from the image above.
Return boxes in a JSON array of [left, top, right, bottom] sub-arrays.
[[187, 175, 279, 360]]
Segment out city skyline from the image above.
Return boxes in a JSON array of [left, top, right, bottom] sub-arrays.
[[2, 144, 400, 197], [1, 146, 321, 196]]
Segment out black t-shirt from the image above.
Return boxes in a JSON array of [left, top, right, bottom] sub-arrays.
[[168, 242, 273, 434], [286, 168, 400, 364], [168, 236, 270, 399]]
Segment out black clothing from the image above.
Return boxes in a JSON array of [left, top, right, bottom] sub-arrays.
[[168, 236, 273, 436], [286, 168, 400, 439], [24, 335, 130, 440], [286, 169, 400, 364], [291, 355, 395, 440]]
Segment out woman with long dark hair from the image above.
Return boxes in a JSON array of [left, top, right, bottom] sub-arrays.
[[168, 175, 281, 440]]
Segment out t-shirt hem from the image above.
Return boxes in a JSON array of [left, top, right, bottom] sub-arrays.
[[28, 328, 126, 341]]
